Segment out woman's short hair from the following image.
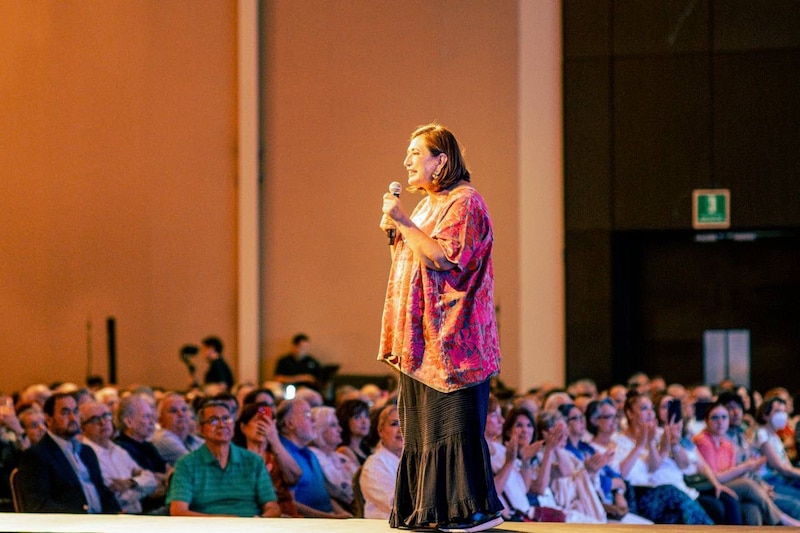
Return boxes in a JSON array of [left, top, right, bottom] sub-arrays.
[[310, 406, 337, 447], [536, 409, 564, 438], [409, 123, 470, 192]]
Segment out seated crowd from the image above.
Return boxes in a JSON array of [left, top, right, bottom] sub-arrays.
[[1, 373, 800, 526]]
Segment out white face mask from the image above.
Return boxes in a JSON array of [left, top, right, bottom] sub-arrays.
[[770, 411, 788, 431]]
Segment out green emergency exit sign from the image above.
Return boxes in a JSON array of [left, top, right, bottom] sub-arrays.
[[693, 189, 730, 229]]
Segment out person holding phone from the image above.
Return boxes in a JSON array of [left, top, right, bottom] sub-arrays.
[[233, 401, 300, 517]]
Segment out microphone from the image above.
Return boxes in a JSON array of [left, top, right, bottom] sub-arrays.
[[387, 181, 402, 245]]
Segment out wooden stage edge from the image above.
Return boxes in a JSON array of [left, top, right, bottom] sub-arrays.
[[0, 514, 791, 533]]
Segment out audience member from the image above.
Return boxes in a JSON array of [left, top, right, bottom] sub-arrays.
[[652, 393, 741, 525], [627, 372, 651, 396], [114, 394, 166, 475], [487, 403, 559, 522], [93, 387, 120, 417], [336, 399, 371, 465], [536, 410, 606, 523], [211, 391, 240, 420], [274, 333, 323, 387], [233, 402, 301, 517], [607, 391, 713, 524], [295, 386, 325, 408], [754, 396, 800, 513], [560, 402, 650, 524], [18, 384, 52, 409], [241, 387, 276, 410], [233, 382, 256, 411], [168, 400, 279, 517], [152, 392, 204, 467], [360, 404, 403, 519], [80, 401, 158, 514], [693, 399, 800, 525], [310, 406, 359, 511], [277, 398, 351, 518], [201, 335, 234, 392], [17, 392, 120, 513], [686, 384, 714, 437], [16, 403, 45, 447]]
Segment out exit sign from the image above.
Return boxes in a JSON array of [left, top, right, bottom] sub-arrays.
[[693, 189, 730, 229]]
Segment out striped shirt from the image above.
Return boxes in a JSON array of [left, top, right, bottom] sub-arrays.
[[167, 443, 276, 516]]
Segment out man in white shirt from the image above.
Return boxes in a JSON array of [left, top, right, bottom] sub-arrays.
[[80, 401, 157, 513], [152, 393, 203, 467]]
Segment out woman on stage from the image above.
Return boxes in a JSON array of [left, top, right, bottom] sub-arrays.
[[378, 123, 503, 533]]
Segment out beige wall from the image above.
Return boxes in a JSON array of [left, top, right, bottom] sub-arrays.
[[260, 0, 523, 384], [1, 0, 565, 396], [0, 1, 238, 393]]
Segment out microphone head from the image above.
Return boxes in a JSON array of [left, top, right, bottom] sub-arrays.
[[389, 181, 402, 196]]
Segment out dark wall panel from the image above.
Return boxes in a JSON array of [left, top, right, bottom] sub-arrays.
[[564, 58, 612, 231], [713, 51, 800, 228], [564, 1, 800, 389], [714, 0, 800, 51], [563, 0, 610, 59], [613, 0, 710, 56], [565, 230, 613, 388], [613, 56, 712, 230]]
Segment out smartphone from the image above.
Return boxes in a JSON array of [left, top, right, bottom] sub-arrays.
[[667, 399, 682, 423], [258, 405, 273, 420]]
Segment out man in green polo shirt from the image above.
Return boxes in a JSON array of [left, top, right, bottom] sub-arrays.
[[167, 400, 279, 517]]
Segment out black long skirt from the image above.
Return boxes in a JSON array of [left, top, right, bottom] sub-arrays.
[[390, 373, 503, 528]]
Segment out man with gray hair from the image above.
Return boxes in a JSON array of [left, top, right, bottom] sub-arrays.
[[277, 398, 351, 518], [152, 392, 203, 467], [80, 401, 157, 513], [113, 394, 168, 512]]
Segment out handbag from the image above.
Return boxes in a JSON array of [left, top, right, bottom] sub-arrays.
[[683, 473, 714, 493]]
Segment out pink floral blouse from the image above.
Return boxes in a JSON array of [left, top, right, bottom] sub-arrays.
[[378, 184, 500, 393]]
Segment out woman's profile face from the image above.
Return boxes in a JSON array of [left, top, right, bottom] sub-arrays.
[[319, 415, 343, 448], [404, 135, 442, 192], [592, 403, 617, 435], [485, 405, 503, 439], [566, 407, 585, 438], [349, 409, 370, 438], [628, 396, 655, 426]]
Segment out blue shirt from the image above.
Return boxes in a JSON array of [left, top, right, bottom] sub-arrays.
[[168, 443, 276, 516], [565, 438, 620, 501], [279, 435, 332, 512]]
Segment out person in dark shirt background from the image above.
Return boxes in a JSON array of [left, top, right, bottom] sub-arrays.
[[202, 336, 234, 392], [274, 334, 323, 388]]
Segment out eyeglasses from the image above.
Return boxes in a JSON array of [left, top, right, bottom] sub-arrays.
[[82, 413, 113, 426], [567, 415, 585, 422], [203, 415, 233, 426], [709, 415, 729, 421]]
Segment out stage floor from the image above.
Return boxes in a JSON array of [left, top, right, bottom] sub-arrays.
[[0, 513, 786, 533]]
